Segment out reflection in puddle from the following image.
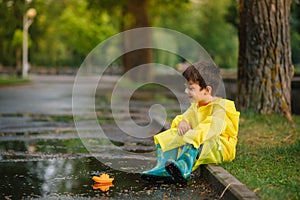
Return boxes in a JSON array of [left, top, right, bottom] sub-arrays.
[[0, 157, 145, 199], [0, 156, 218, 199], [0, 138, 88, 154], [93, 182, 114, 192]]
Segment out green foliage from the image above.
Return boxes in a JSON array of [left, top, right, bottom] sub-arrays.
[[34, 138, 89, 154], [291, 31, 300, 69], [12, 29, 23, 47], [0, 0, 299, 70], [291, 1, 300, 68], [151, 0, 238, 68], [195, 0, 238, 68], [30, 0, 71, 66], [222, 112, 300, 200], [0, 0, 24, 66], [31, 0, 118, 67]]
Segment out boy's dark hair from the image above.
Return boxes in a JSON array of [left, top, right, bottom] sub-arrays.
[[182, 61, 221, 95]]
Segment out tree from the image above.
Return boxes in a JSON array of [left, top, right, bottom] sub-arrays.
[[0, 0, 24, 67], [87, 0, 153, 80], [195, 0, 238, 69], [121, 0, 153, 81], [31, 0, 117, 68], [151, 0, 239, 69], [237, 0, 294, 121]]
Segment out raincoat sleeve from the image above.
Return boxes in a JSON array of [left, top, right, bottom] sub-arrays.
[[170, 103, 196, 129], [183, 103, 226, 149], [154, 104, 197, 152], [170, 115, 183, 129]]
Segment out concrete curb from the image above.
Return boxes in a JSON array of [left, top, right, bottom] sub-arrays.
[[200, 164, 260, 200]]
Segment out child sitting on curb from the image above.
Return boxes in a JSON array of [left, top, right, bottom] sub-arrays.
[[141, 61, 240, 183]]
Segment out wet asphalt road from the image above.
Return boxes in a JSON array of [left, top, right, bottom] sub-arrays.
[[0, 75, 219, 199]]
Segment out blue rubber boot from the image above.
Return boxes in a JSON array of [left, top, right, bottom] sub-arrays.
[[165, 144, 199, 183], [141, 144, 177, 183]]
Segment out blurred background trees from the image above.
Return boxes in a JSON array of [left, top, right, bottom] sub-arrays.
[[0, 0, 299, 74]]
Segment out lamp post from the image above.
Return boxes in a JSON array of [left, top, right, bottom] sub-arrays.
[[22, 8, 37, 78]]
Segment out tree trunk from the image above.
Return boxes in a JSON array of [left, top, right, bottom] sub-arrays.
[[237, 0, 294, 121], [121, 0, 153, 81], [16, 47, 22, 76]]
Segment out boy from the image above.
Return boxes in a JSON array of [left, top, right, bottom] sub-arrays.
[[141, 61, 240, 183]]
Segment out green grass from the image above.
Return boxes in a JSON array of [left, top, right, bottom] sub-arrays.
[[0, 76, 30, 86], [221, 112, 300, 200]]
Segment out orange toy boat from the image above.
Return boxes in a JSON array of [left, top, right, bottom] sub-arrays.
[[92, 173, 114, 184], [92, 173, 114, 192]]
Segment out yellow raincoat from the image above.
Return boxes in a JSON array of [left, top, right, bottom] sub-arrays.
[[154, 98, 240, 171]]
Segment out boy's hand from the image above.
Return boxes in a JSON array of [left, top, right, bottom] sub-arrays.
[[177, 121, 191, 136]]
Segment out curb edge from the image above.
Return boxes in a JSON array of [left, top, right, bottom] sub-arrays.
[[200, 164, 260, 200]]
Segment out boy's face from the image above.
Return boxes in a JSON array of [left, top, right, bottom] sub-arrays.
[[184, 81, 210, 104]]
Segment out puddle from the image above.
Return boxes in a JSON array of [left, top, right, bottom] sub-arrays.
[[0, 77, 218, 199], [0, 157, 218, 199], [0, 135, 217, 199], [0, 157, 141, 199], [0, 139, 88, 154], [0, 136, 153, 156]]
